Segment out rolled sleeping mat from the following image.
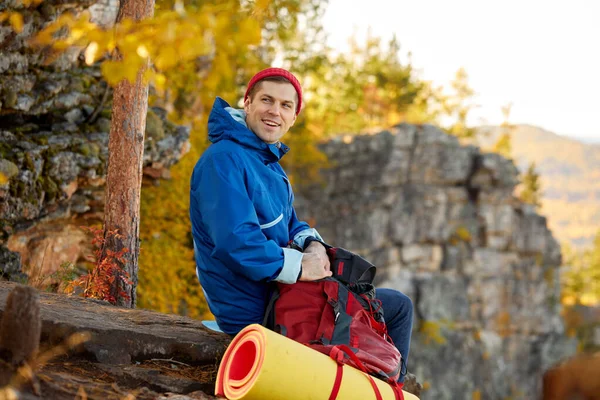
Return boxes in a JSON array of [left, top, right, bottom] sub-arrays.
[[216, 324, 419, 400]]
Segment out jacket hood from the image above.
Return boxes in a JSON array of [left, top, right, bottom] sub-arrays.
[[207, 97, 289, 163]]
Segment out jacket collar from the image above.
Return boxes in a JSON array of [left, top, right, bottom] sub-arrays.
[[207, 97, 289, 163]]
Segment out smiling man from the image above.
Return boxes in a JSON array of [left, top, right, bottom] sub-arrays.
[[189, 68, 332, 335], [189, 68, 414, 383]]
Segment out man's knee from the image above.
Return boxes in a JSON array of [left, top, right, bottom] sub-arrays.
[[394, 290, 413, 319], [378, 288, 414, 318]]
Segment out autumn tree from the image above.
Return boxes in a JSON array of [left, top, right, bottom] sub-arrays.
[[519, 162, 542, 209], [443, 67, 478, 139], [492, 103, 514, 159], [100, 0, 155, 307], [290, 32, 425, 139], [588, 233, 600, 303], [562, 231, 600, 305], [562, 243, 588, 305]]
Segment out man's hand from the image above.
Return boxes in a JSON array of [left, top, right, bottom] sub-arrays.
[[299, 241, 331, 281]]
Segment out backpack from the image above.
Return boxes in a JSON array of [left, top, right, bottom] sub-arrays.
[[263, 247, 405, 400]]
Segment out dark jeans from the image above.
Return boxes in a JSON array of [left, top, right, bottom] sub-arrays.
[[375, 288, 414, 383]]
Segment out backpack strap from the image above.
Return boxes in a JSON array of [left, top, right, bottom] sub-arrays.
[[329, 345, 386, 400], [323, 280, 352, 345], [261, 285, 280, 329], [391, 381, 405, 400], [328, 362, 344, 400]]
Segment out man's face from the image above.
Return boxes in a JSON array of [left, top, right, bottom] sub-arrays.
[[244, 81, 297, 144]]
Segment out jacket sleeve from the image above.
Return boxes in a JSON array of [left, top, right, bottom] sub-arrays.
[[191, 152, 287, 282], [289, 208, 323, 248]]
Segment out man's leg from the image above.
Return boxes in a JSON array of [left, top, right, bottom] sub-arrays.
[[375, 288, 414, 382]]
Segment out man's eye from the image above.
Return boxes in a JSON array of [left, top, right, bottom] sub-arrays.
[[283, 103, 291, 108], [262, 98, 271, 103]]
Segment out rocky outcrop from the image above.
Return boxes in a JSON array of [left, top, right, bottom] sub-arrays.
[[295, 124, 577, 400], [0, 0, 190, 279], [0, 281, 228, 399]]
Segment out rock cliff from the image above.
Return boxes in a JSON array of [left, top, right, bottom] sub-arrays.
[[0, 0, 190, 280], [294, 124, 577, 399]]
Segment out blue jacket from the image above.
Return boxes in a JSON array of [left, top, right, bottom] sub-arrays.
[[190, 97, 321, 334]]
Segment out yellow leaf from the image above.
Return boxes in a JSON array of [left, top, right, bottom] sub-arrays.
[[154, 73, 166, 92], [255, 0, 271, 12], [9, 12, 24, 34], [101, 61, 127, 86], [154, 46, 178, 71], [177, 38, 205, 61], [52, 41, 71, 51], [238, 17, 261, 45], [31, 25, 56, 45], [70, 28, 85, 41], [0, 172, 8, 185], [455, 226, 472, 242], [136, 44, 150, 58], [84, 41, 99, 65], [122, 56, 145, 83], [21, 0, 36, 6]]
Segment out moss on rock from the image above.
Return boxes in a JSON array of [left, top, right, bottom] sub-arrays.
[[0, 142, 15, 160], [145, 109, 165, 141], [3, 89, 18, 109], [39, 175, 58, 202], [78, 142, 100, 157]]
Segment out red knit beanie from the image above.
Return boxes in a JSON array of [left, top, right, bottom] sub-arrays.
[[244, 68, 302, 115]]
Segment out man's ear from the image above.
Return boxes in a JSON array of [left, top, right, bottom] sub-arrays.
[[290, 113, 297, 126], [244, 98, 251, 113]]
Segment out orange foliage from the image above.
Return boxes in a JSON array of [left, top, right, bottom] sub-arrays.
[[72, 227, 132, 305]]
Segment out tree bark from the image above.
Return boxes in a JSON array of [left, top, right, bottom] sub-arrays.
[[102, 0, 155, 307]]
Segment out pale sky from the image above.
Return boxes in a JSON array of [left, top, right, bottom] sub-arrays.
[[322, 0, 600, 142]]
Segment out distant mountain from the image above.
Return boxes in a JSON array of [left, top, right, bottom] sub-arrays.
[[474, 124, 600, 248], [572, 136, 600, 145]]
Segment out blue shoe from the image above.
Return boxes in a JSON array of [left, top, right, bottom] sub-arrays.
[[202, 320, 224, 333]]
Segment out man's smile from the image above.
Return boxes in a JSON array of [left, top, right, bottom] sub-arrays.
[[262, 119, 280, 127]]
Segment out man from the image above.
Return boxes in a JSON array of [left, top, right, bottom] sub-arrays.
[[189, 68, 413, 381]]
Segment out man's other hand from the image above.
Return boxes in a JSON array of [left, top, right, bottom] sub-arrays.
[[299, 241, 331, 281]]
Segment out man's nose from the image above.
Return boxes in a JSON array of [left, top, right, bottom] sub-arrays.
[[267, 103, 280, 114]]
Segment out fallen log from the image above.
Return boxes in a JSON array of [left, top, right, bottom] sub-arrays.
[[0, 281, 231, 366]]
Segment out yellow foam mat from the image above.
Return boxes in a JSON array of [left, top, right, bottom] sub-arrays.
[[216, 324, 419, 400]]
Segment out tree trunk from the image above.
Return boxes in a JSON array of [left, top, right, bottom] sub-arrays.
[[102, 0, 155, 307]]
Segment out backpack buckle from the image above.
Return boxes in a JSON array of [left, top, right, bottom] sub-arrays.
[[328, 298, 342, 323]]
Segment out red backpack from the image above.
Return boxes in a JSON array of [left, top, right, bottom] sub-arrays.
[[263, 247, 405, 400]]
